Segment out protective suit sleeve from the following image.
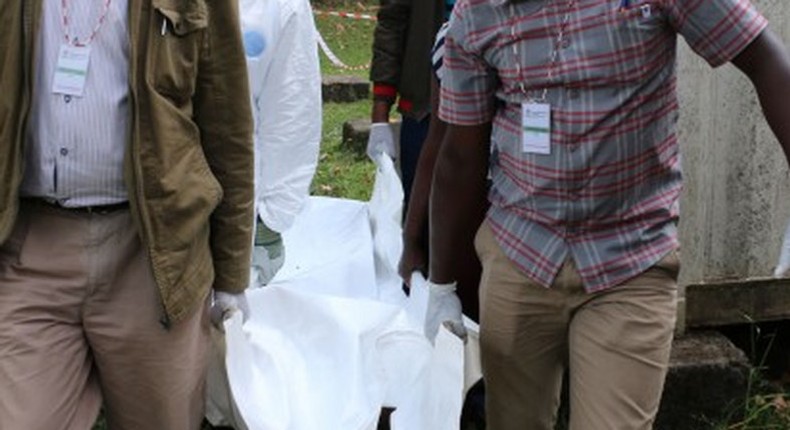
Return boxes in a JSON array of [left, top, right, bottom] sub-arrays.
[[254, 0, 321, 233]]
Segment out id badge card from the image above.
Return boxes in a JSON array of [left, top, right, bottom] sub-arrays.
[[52, 44, 91, 97], [521, 102, 551, 155]]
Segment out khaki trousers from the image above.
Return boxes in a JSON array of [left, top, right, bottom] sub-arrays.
[[475, 223, 678, 430], [0, 202, 210, 430]]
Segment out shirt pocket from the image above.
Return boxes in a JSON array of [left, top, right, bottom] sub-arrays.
[[614, 1, 666, 34], [514, 0, 548, 16], [150, 0, 208, 102], [602, 1, 670, 83]]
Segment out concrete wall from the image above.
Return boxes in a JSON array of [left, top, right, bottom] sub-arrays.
[[677, 0, 790, 287]]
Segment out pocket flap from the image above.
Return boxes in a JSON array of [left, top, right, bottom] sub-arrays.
[[154, 0, 207, 35]]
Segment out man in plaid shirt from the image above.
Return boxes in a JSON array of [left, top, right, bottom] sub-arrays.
[[428, 0, 790, 428]]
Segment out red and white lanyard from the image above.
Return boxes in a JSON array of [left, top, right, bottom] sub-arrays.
[[510, 0, 576, 102], [61, 0, 113, 46]]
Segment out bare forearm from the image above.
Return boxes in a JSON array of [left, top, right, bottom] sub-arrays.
[[403, 79, 445, 245], [429, 124, 490, 284], [371, 100, 392, 123], [733, 29, 790, 165], [403, 124, 443, 245]]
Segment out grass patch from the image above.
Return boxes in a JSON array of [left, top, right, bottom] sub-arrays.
[[311, 0, 378, 200], [313, 1, 376, 79], [710, 324, 790, 429], [710, 376, 790, 429], [311, 100, 376, 201]]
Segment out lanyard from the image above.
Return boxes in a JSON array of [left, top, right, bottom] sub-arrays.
[[509, 0, 576, 102], [61, 0, 113, 46]]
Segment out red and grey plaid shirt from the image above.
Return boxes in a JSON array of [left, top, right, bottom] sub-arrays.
[[439, 0, 767, 291]]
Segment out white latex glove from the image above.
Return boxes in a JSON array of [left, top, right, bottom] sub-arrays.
[[416, 272, 467, 343], [774, 219, 790, 277], [366, 122, 397, 161], [251, 220, 285, 287], [210, 291, 251, 329]]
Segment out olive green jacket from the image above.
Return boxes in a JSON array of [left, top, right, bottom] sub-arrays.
[[370, 0, 445, 120], [0, 0, 255, 325]]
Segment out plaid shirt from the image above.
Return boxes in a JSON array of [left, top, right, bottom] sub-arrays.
[[439, 0, 767, 291]]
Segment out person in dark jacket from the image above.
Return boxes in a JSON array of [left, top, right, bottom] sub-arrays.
[[367, 0, 452, 206]]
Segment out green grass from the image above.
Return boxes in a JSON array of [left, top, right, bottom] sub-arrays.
[[311, 1, 378, 201], [313, 1, 376, 79], [311, 100, 376, 201], [710, 325, 790, 429]]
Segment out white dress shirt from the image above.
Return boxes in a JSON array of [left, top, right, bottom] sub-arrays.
[[21, 0, 130, 207]]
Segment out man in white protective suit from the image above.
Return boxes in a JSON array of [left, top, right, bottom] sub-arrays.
[[241, 0, 322, 291], [206, 0, 321, 426]]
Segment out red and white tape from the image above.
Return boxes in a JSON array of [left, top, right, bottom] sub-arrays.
[[313, 10, 377, 22], [315, 30, 370, 71]]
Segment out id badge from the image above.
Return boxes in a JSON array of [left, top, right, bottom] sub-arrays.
[[521, 102, 551, 155], [52, 44, 91, 97]]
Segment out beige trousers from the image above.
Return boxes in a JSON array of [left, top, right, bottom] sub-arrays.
[[475, 223, 678, 430], [0, 202, 210, 430]]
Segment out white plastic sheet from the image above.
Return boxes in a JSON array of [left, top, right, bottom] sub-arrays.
[[207, 155, 481, 430]]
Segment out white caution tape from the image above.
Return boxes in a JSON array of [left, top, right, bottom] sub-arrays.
[[316, 30, 370, 71], [313, 10, 377, 22]]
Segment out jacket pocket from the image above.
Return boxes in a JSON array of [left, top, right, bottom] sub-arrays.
[[150, 0, 208, 102], [153, 145, 223, 249]]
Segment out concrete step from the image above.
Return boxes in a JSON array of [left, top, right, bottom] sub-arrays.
[[655, 330, 751, 430], [341, 118, 401, 158], [684, 277, 790, 328], [322, 75, 370, 103], [342, 118, 371, 156], [552, 331, 750, 430]]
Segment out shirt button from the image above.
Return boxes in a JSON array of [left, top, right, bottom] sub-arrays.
[[561, 38, 572, 49], [569, 89, 580, 99], [64, 95, 72, 103], [60, 148, 69, 156]]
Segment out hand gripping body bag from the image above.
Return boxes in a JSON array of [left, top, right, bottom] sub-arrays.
[[206, 149, 480, 430]]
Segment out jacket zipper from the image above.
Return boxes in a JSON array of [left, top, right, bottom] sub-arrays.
[[128, 1, 172, 329]]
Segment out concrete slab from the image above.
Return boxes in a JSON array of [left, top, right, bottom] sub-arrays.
[[655, 331, 750, 430], [342, 118, 370, 156], [342, 119, 401, 158], [322, 75, 370, 103], [685, 278, 790, 328]]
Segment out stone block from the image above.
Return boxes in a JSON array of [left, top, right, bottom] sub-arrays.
[[322, 75, 370, 103], [342, 119, 401, 158], [342, 118, 371, 157], [685, 277, 790, 328], [655, 331, 751, 430]]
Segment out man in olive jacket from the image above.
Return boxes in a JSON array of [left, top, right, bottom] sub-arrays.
[[0, 0, 253, 428]]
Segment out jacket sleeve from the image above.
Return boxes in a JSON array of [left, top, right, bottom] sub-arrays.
[[370, 0, 412, 90], [254, 0, 321, 233], [193, 0, 255, 294]]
